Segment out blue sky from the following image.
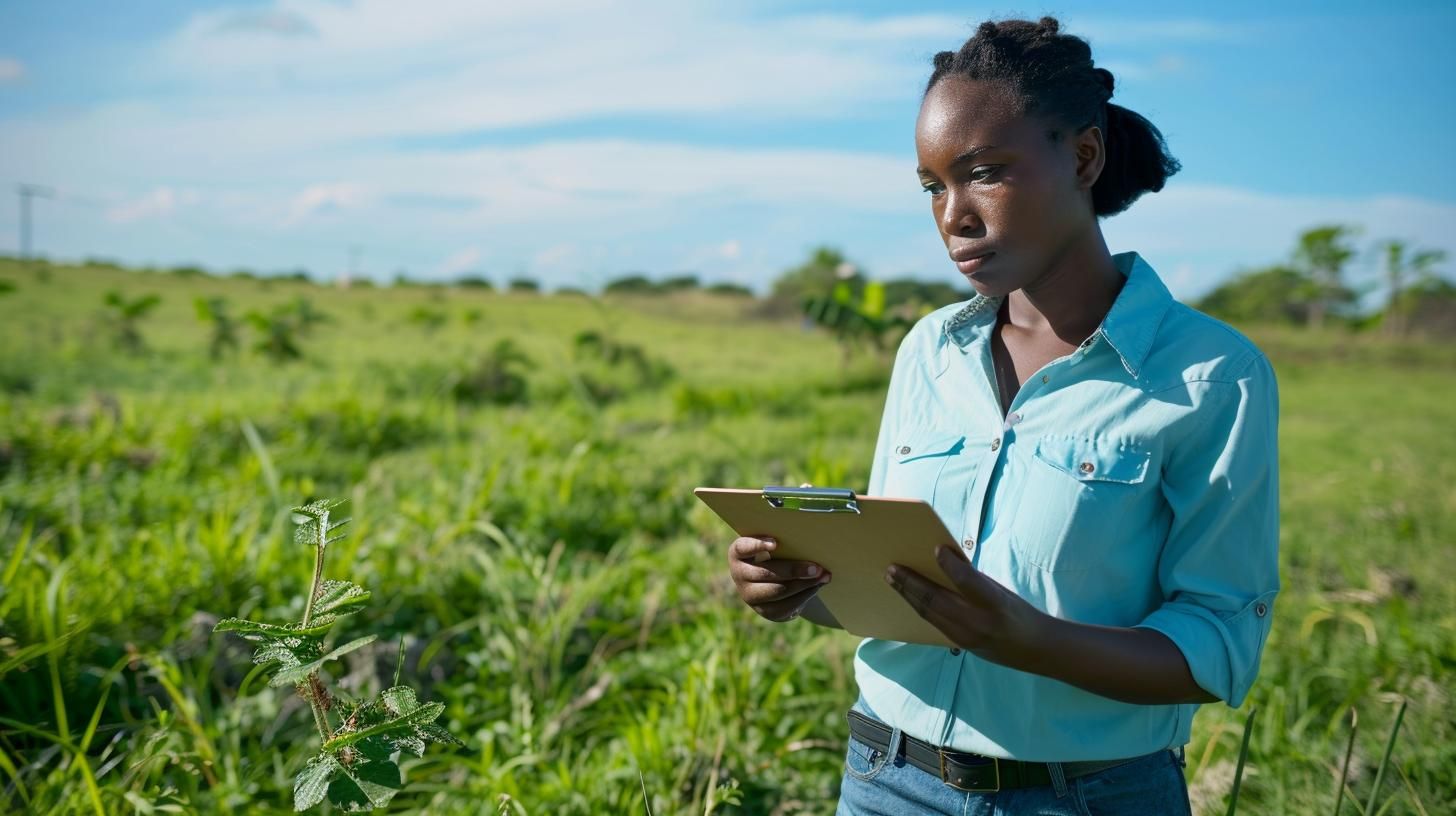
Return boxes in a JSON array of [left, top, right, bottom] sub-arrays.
[[1, 0, 1453, 299]]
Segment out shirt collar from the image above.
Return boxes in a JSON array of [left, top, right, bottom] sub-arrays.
[[940, 251, 1174, 379]]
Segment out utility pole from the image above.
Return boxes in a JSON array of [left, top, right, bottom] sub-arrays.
[[17, 183, 55, 259]]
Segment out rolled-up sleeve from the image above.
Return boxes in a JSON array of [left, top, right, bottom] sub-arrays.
[[1135, 352, 1281, 708]]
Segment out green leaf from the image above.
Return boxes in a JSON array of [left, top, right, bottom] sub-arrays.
[[253, 637, 322, 674], [325, 756, 402, 812], [269, 635, 378, 688], [323, 699, 444, 751], [418, 722, 464, 747], [214, 615, 342, 639], [314, 580, 370, 617], [381, 686, 418, 717], [294, 752, 340, 811]]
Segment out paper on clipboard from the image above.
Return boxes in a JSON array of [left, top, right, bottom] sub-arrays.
[[695, 486, 960, 647]]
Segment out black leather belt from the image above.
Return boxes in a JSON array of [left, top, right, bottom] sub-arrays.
[[847, 709, 1148, 793]]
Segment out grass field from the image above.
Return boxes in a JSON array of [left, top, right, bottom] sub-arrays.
[[1, 258, 1453, 815]]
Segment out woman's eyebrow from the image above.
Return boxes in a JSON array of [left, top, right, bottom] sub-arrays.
[[916, 144, 999, 176], [951, 145, 998, 166]]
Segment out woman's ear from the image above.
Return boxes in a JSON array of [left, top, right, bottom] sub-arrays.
[[1074, 125, 1106, 192]]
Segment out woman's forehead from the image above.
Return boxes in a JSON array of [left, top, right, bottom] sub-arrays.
[[916, 76, 1039, 154]]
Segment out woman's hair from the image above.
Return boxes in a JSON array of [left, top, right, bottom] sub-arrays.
[[925, 16, 1181, 216]]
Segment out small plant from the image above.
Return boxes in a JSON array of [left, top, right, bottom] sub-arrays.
[[194, 296, 240, 359], [449, 338, 532, 405], [406, 305, 448, 332], [101, 290, 162, 353], [214, 499, 461, 811], [246, 306, 306, 362], [570, 329, 674, 404]]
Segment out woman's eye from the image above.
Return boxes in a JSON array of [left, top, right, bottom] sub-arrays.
[[920, 181, 945, 195], [970, 165, 1002, 182]]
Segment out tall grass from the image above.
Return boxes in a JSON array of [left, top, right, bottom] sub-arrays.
[[1, 259, 1453, 813]]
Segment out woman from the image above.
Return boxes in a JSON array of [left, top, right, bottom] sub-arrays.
[[726, 17, 1279, 815]]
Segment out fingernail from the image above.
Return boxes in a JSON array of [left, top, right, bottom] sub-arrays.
[[884, 567, 898, 584], [803, 564, 821, 578]]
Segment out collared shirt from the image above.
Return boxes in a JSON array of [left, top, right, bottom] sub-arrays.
[[855, 251, 1280, 762]]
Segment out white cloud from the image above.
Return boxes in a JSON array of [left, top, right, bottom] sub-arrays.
[[213, 10, 319, 37], [0, 57, 24, 84], [438, 245, 482, 277], [285, 183, 370, 225], [105, 187, 199, 223]]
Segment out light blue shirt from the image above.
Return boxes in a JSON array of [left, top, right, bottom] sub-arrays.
[[856, 251, 1280, 762]]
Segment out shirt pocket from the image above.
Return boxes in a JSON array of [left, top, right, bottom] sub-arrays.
[[1010, 435, 1153, 573], [880, 428, 966, 503]]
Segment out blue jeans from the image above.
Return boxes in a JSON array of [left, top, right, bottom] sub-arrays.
[[835, 699, 1193, 815]]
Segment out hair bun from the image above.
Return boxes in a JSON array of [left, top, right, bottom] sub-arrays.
[[1093, 67, 1115, 97], [1037, 17, 1061, 35], [976, 21, 999, 38]]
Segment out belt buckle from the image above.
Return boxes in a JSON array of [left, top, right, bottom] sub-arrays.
[[939, 749, 1000, 793]]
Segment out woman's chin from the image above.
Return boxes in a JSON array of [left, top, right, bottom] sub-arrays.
[[964, 275, 1012, 299]]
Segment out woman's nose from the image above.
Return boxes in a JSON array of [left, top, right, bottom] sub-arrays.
[[939, 192, 982, 237]]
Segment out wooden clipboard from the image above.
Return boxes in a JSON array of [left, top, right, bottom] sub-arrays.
[[695, 486, 959, 647]]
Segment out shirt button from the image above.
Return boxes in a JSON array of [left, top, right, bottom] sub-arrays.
[[962, 538, 975, 549], [1078, 461, 1095, 475], [1255, 602, 1268, 617], [949, 648, 962, 656], [990, 439, 1001, 452], [898, 445, 911, 455], [1041, 375, 1049, 384]]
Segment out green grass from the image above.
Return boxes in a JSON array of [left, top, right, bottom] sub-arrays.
[[1, 258, 1453, 814]]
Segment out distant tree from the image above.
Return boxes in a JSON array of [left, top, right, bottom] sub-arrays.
[[279, 269, 311, 282], [772, 247, 852, 301], [1293, 225, 1359, 329], [658, 273, 700, 292], [554, 286, 590, 298], [194, 296, 241, 359], [1390, 276, 1456, 337], [102, 290, 162, 353], [1194, 265, 1313, 326], [455, 275, 494, 290], [757, 247, 863, 318], [881, 278, 970, 312], [171, 264, 207, 278], [705, 282, 754, 298], [604, 274, 656, 295], [802, 279, 911, 365], [508, 277, 540, 293], [1378, 240, 1448, 336]]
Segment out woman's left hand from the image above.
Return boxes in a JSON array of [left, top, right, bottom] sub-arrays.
[[885, 543, 1046, 664]]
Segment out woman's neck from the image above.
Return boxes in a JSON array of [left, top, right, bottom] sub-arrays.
[[1004, 229, 1123, 346]]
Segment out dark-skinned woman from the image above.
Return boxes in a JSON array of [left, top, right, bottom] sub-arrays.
[[726, 17, 1278, 815]]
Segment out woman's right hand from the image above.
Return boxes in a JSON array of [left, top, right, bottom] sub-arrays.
[[727, 536, 831, 622]]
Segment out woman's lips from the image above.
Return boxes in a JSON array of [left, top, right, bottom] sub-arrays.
[[955, 252, 995, 275]]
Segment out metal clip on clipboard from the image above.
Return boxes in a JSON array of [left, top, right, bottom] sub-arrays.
[[761, 486, 860, 514]]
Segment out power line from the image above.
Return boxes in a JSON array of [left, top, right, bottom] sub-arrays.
[[17, 183, 55, 259]]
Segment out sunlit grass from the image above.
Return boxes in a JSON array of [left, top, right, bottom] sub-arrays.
[[1, 258, 1452, 814]]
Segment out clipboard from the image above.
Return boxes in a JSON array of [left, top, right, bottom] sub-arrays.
[[695, 485, 959, 647]]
